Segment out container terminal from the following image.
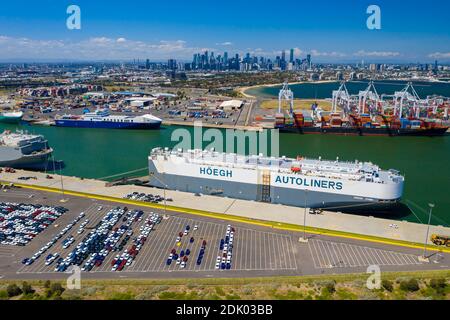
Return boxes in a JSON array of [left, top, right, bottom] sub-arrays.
[[274, 82, 449, 136]]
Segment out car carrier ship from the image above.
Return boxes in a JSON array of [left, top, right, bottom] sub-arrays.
[[0, 130, 53, 169], [55, 109, 162, 129], [148, 148, 405, 210]]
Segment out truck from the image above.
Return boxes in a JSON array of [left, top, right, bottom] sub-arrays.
[[431, 234, 450, 247]]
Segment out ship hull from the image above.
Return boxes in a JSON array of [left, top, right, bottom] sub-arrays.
[[0, 116, 22, 124], [0, 149, 52, 170], [148, 159, 402, 211], [280, 126, 449, 136], [148, 171, 399, 210], [55, 119, 161, 129]]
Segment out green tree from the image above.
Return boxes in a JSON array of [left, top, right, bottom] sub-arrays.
[[381, 279, 393, 292], [22, 282, 35, 295], [429, 278, 447, 294], [6, 284, 23, 297], [46, 282, 65, 298], [44, 280, 51, 289], [399, 279, 419, 292]]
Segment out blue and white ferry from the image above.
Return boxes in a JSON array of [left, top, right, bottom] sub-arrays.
[[55, 109, 162, 129]]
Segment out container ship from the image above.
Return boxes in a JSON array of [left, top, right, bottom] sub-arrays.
[[148, 148, 405, 210], [277, 111, 449, 136], [0, 130, 53, 170], [55, 109, 162, 129], [274, 82, 449, 136]]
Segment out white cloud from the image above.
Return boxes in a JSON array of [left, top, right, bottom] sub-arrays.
[[0, 35, 213, 60], [310, 49, 346, 57], [354, 50, 400, 57], [216, 41, 233, 46], [428, 52, 450, 59]]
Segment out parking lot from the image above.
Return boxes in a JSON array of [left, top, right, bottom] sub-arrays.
[[309, 239, 424, 269], [15, 203, 298, 274], [1, 187, 449, 279]]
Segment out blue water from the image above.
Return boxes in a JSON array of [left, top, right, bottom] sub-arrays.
[[245, 80, 450, 99]]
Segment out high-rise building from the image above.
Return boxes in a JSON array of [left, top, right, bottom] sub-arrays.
[[168, 59, 177, 71], [290, 48, 294, 63], [145, 59, 150, 70], [306, 54, 311, 69]]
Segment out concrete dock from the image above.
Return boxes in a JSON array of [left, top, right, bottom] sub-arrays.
[[1, 169, 449, 247]]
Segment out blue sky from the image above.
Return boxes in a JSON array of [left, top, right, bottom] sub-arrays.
[[0, 0, 449, 62]]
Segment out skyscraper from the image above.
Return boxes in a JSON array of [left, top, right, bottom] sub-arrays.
[[168, 59, 177, 71], [290, 49, 294, 63]]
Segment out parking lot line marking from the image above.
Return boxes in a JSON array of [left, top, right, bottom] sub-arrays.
[[309, 239, 425, 269], [310, 239, 322, 268], [335, 243, 349, 267], [145, 215, 178, 271]]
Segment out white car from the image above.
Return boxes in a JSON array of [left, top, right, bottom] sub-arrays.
[[180, 261, 186, 268], [193, 225, 198, 231]]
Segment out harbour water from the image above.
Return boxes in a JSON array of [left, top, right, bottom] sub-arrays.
[[245, 80, 450, 99], [0, 122, 449, 227]]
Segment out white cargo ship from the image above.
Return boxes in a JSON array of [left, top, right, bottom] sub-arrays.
[[148, 148, 405, 209], [0, 130, 53, 169]]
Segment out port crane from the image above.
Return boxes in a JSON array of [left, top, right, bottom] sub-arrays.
[[278, 81, 294, 115], [358, 81, 381, 115], [331, 81, 353, 114]]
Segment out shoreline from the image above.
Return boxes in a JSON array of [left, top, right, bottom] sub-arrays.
[[238, 80, 336, 98]]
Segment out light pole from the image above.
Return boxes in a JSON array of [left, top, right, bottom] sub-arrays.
[[149, 172, 168, 215], [299, 190, 308, 243], [54, 155, 67, 203], [420, 203, 434, 262]]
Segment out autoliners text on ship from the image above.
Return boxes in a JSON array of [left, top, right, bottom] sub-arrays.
[[199, 167, 344, 191]]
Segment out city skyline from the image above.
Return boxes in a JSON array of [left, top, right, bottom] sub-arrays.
[[0, 0, 449, 62]]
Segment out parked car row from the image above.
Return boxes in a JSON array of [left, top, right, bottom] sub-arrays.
[[197, 239, 207, 266], [45, 253, 59, 266], [216, 225, 235, 270], [22, 211, 84, 266], [1, 202, 67, 246], [124, 192, 172, 204], [77, 218, 89, 234], [55, 207, 126, 272], [111, 212, 160, 271], [166, 224, 198, 268]]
